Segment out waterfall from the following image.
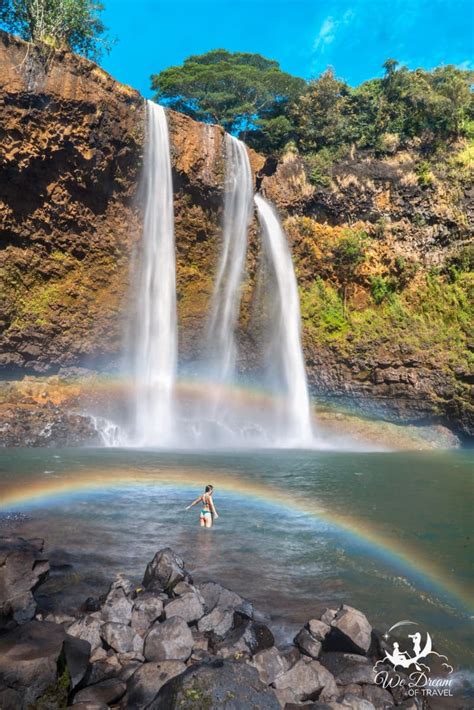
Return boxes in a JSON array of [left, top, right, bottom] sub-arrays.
[[206, 134, 253, 383], [254, 194, 314, 444], [132, 101, 177, 445]]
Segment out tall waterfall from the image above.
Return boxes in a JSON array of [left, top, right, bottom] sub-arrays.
[[206, 134, 253, 382], [254, 194, 314, 444], [132, 101, 177, 445]]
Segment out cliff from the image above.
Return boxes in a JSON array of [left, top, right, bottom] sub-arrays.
[[0, 31, 472, 441]]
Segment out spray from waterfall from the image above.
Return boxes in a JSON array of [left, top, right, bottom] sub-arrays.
[[206, 134, 253, 382], [132, 101, 177, 445], [254, 194, 314, 444]]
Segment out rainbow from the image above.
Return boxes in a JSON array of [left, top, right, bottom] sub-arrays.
[[1, 465, 471, 611]]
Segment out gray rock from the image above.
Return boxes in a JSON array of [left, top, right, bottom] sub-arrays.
[[69, 704, 109, 710], [197, 605, 234, 637], [143, 548, 191, 593], [320, 608, 338, 625], [359, 683, 395, 708], [212, 620, 273, 660], [330, 606, 372, 654], [173, 580, 196, 595], [251, 646, 288, 684], [151, 659, 280, 709], [73, 678, 126, 705], [197, 581, 253, 617], [295, 628, 322, 658], [0, 687, 22, 709], [124, 660, 186, 708], [332, 693, 376, 709], [164, 591, 205, 623], [0, 620, 88, 707], [100, 576, 134, 624], [144, 616, 193, 662], [273, 657, 338, 703], [85, 653, 122, 685], [100, 622, 143, 654], [321, 653, 377, 685], [68, 615, 103, 652], [131, 594, 164, 636], [0, 536, 49, 628], [309, 618, 332, 641]]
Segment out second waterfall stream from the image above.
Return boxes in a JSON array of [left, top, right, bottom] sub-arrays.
[[128, 101, 315, 448]]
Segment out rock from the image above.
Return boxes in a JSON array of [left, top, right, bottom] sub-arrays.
[[197, 605, 234, 637], [123, 660, 186, 708], [100, 575, 134, 623], [0, 536, 49, 628], [320, 653, 377, 685], [0, 620, 88, 707], [143, 548, 192, 593], [251, 646, 288, 684], [295, 628, 322, 659], [212, 619, 273, 660], [197, 581, 253, 617], [151, 659, 280, 709], [320, 609, 338, 626], [273, 657, 338, 704], [164, 591, 205, 623], [0, 687, 22, 709], [329, 606, 372, 655], [131, 593, 164, 635], [67, 615, 103, 652], [359, 683, 395, 707], [100, 621, 143, 654], [144, 617, 194, 662], [332, 693, 376, 709], [73, 678, 126, 705], [309, 618, 332, 641], [85, 653, 122, 685]]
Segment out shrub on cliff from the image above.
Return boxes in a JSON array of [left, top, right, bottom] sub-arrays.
[[0, 0, 112, 60]]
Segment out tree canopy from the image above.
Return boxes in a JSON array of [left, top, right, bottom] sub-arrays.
[[150, 49, 305, 135], [0, 0, 112, 60]]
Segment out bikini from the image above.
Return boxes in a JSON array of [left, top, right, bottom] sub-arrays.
[[200, 495, 212, 517]]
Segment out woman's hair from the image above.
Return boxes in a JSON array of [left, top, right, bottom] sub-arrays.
[[205, 484, 213, 493]]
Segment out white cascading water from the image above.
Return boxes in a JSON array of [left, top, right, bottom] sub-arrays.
[[254, 194, 314, 444], [206, 134, 253, 383], [132, 101, 177, 445]]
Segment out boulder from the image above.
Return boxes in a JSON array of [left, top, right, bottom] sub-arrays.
[[309, 618, 332, 641], [84, 653, 122, 685], [73, 678, 126, 706], [0, 687, 22, 709], [124, 660, 186, 708], [359, 683, 395, 707], [329, 606, 372, 655], [0, 536, 49, 628], [0, 620, 89, 706], [251, 646, 288, 684], [151, 659, 280, 709], [164, 591, 205, 623], [197, 581, 253, 617], [212, 619, 273, 660], [197, 605, 234, 637], [273, 657, 338, 704], [100, 621, 143, 654], [67, 615, 103, 652], [295, 628, 322, 659], [131, 594, 164, 635], [320, 608, 338, 626], [100, 575, 134, 623], [331, 693, 376, 709], [143, 548, 192, 593], [144, 617, 194, 662], [320, 653, 377, 686]]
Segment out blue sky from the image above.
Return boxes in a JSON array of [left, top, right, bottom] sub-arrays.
[[101, 0, 474, 96]]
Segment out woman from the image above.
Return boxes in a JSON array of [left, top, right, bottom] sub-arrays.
[[185, 484, 219, 528]]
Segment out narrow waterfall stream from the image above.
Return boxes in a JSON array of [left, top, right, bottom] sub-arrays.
[[132, 101, 177, 446], [254, 194, 314, 444], [206, 134, 253, 383]]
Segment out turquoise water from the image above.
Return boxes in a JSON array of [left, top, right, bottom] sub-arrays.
[[0, 447, 472, 668]]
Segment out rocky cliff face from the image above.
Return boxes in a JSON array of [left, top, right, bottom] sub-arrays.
[[0, 31, 472, 441]]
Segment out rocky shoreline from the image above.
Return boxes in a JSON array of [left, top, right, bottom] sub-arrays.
[[0, 536, 464, 709]]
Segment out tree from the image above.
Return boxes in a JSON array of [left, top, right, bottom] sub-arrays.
[[332, 232, 366, 313], [150, 49, 305, 141], [0, 0, 112, 60]]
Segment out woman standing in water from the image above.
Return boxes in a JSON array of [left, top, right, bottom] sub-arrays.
[[185, 485, 219, 528]]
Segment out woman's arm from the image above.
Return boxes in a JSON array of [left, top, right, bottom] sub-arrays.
[[185, 496, 202, 510], [210, 497, 219, 518]]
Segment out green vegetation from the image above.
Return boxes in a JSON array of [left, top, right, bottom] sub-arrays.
[[0, 0, 112, 60], [331, 231, 367, 312], [151, 52, 473, 155], [151, 49, 304, 135]]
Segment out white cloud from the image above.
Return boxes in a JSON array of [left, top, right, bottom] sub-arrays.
[[313, 10, 355, 53]]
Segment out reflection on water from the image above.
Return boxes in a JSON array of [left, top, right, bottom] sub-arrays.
[[0, 448, 472, 667]]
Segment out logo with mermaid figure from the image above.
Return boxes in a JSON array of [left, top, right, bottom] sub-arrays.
[[373, 620, 454, 699]]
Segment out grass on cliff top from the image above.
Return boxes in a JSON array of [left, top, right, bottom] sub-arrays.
[[300, 271, 473, 370]]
